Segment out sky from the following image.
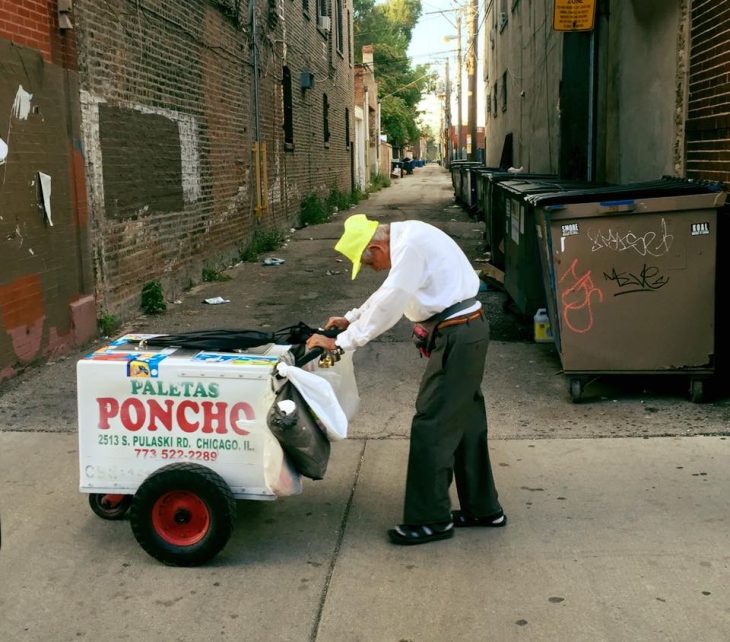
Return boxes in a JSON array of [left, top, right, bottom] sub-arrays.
[[406, 0, 485, 132]]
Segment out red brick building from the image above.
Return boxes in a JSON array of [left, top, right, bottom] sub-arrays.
[[0, 0, 96, 382], [0, 0, 355, 380]]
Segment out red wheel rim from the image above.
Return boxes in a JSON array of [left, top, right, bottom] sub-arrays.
[[151, 491, 210, 546]]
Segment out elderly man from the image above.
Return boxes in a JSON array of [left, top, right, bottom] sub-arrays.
[[306, 214, 505, 545]]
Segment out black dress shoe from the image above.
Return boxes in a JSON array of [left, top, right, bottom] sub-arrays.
[[387, 522, 454, 545], [451, 509, 507, 528]]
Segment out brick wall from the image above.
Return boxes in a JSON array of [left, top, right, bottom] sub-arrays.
[[0, 4, 94, 383], [685, 0, 730, 184], [0, 0, 77, 68], [74, 0, 354, 319]]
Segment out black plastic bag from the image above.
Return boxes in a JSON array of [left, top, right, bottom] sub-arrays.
[[141, 323, 320, 352], [267, 382, 330, 480]]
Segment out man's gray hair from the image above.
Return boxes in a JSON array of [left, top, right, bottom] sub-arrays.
[[362, 224, 390, 264]]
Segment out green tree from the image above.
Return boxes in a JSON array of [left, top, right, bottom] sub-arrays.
[[354, 0, 433, 152]]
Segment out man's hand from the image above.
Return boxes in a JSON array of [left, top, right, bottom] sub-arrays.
[[325, 316, 349, 331], [306, 333, 337, 352]]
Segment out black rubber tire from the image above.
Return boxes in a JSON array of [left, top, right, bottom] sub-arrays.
[[130, 463, 236, 567], [690, 378, 705, 404], [88, 493, 133, 520], [569, 378, 583, 403]]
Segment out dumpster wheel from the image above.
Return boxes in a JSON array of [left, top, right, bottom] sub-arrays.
[[88, 493, 132, 520], [690, 378, 706, 404], [130, 463, 236, 567], [569, 378, 583, 403]]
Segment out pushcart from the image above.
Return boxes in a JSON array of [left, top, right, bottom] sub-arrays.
[[78, 324, 355, 566]]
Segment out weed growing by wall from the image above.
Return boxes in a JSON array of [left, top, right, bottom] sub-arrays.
[[141, 280, 167, 314]]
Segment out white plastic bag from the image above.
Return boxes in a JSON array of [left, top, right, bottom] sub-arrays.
[[310, 350, 360, 421], [276, 362, 348, 441]]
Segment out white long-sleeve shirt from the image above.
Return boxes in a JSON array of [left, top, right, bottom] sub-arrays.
[[335, 221, 480, 352]]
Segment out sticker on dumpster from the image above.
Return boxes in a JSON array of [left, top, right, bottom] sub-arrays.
[[561, 223, 579, 236], [691, 222, 710, 236], [511, 212, 520, 244]]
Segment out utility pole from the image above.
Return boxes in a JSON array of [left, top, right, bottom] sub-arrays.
[[456, 10, 463, 160], [467, 0, 478, 161], [444, 58, 452, 166]]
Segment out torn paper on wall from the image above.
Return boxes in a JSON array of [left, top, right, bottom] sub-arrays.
[[0, 137, 7, 164], [38, 172, 53, 226], [11, 86, 33, 120]]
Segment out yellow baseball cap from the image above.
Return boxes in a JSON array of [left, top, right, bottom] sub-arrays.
[[334, 214, 379, 280]]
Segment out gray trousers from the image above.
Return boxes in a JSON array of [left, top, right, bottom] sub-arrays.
[[403, 314, 501, 525]]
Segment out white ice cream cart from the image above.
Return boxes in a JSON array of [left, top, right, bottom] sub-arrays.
[[78, 330, 355, 566]]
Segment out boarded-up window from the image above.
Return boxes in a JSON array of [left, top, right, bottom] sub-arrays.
[[345, 107, 350, 148], [323, 94, 330, 143], [283, 67, 294, 148], [98, 105, 183, 217], [336, 0, 344, 53]]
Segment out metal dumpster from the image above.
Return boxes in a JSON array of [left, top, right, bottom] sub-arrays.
[[450, 160, 469, 201], [472, 167, 502, 224], [481, 171, 557, 269], [457, 162, 484, 208], [498, 179, 594, 316], [530, 179, 727, 402]]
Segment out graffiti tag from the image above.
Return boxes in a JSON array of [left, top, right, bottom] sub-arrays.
[[603, 264, 670, 296], [587, 218, 674, 257], [559, 258, 604, 334]]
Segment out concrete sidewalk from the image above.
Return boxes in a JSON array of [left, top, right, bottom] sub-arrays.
[[0, 432, 727, 640]]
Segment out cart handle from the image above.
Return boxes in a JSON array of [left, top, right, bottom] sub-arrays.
[[294, 347, 325, 368], [291, 326, 342, 369]]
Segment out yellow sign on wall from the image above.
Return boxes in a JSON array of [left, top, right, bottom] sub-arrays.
[[553, 0, 597, 32]]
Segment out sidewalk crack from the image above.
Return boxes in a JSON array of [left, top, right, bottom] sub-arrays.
[[310, 439, 367, 641]]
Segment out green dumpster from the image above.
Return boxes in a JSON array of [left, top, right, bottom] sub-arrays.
[[481, 171, 557, 269]]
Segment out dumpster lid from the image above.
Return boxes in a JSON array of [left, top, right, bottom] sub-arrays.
[[528, 178, 723, 207], [497, 179, 596, 199], [483, 171, 558, 183]]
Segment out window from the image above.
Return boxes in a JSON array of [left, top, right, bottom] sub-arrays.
[[501, 71, 508, 112], [493, 81, 498, 117], [347, 10, 352, 64], [282, 67, 294, 149], [303, 0, 309, 17], [499, 0, 508, 32], [345, 108, 350, 148], [318, 0, 327, 18], [336, 0, 344, 54], [323, 94, 330, 144]]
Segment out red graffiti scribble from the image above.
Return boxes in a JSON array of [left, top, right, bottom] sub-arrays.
[[559, 258, 604, 334]]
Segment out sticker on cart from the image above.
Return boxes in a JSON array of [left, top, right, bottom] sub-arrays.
[[85, 349, 153, 362], [127, 353, 168, 378], [690, 222, 709, 236], [193, 352, 280, 367], [108, 333, 163, 347], [561, 223, 579, 237], [85, 351, 131, 362]]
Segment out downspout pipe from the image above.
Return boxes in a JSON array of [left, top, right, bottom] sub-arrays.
[[250, 0, 261, 141], [587, 28, 597, 182]]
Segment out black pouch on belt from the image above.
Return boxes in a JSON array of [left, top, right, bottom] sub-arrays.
[[411, 297, 478, 358]]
